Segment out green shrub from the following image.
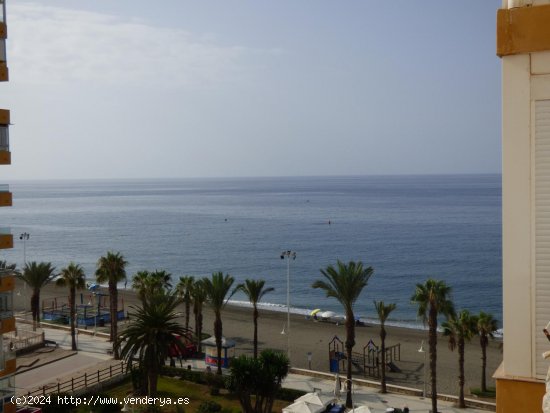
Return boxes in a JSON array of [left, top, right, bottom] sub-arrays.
[[197, 401, 222, 413], [41, 393, 76, 413], [275, 387, 307, 401], [88, 392, 121, 413]]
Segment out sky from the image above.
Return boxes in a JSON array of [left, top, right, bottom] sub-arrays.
[[2, 1, 502, 180]]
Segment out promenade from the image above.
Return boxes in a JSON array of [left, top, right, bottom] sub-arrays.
[[14, 322, 494, 413]]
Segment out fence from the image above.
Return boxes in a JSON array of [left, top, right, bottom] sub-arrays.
[[5, 329, 44, 352], [22, 361, 134, 397]]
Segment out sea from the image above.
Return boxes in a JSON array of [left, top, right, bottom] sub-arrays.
[[0, 174, 502, 332]]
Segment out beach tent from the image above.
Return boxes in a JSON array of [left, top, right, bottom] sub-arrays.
[[282, 401, 324, 413], [320, 311, 336, 319], [295, 392, 333, 407], [201, 336, 236, 368], [351, 406, 372, 413]]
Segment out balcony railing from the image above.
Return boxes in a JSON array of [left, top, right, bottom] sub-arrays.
[[0, 127, 7, 152]]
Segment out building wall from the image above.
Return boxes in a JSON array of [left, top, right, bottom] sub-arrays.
[[0, 1, 15, 412], [498, 2, 550, 412]]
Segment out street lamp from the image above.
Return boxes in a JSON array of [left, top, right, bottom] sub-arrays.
[[280, 250, 296, 359], [19, 232, 30, 320], [19, 232, 30, 265], [418, 340, 428, 398]]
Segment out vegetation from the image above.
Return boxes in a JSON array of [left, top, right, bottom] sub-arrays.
[[56, 262, 86, 351], [118, 290, 188, 396], [234, 279, 274, 359], [18, 261, 56, 331], [442, 309, 477, 408], [312, 260, 373, 408], [226, 349, 290, 413], [177, 275, 195, 331], [132, 270, 172, 303], [411, 279, 454, 413], [203, 272, 236, 375], [96, 251, 127, 359], [476, 311, 499, 393], [374, 300, 396, 394], [192, 278, 208, 354]]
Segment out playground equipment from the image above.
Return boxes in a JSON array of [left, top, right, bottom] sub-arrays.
[[328, 335, 401, 378], [41, 292, 125, 327]]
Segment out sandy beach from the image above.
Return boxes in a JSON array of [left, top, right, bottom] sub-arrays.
[[13, 279, 502, 398]]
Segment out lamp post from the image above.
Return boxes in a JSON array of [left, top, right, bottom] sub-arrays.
[[19, 232, 30, 319], [280, 250, 296, 360], [418, 340, 427, 398], [19, 232, 30, 265]]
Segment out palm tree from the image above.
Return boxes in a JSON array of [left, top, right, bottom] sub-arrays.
[[411, 279, 455, 413], [17, 261, 56, 331], [56, 263, 86, 351], [192, 278, 207, 354], [312, 260, 373, 408], [203, 272, 236, 375], [374, 300, 396, 394], [118, 291, 188, 396], [132, 270, 172, 303], [95, 251, 127, 359], [228, 349, 290, 413], [234, 279, 274, 359], [176, 275, 195, 332], [442, 309, 476, 408], [476, 311, 498, 393]]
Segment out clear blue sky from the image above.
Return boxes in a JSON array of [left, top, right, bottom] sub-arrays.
[[3, 1, 501, 179]]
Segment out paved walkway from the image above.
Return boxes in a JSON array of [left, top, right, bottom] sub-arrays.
[[15, 323, 493, 412]]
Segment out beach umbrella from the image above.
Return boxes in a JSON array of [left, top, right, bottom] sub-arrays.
[[320, 311, 336, 319], [295, 392, 332, 407], [310, 309, 322, 316], [334, 372, 341, 400], [282, 401, 324, 413], [351, 407, 372, 413]]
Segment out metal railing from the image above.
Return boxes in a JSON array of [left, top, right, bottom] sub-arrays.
[[5, 330, 43, 352], [22, 361, 132, 397]]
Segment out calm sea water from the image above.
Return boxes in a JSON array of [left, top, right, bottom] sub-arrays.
[[0, 175, 502, 330]]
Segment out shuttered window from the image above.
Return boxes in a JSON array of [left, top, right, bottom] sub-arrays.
[[535, 99, 550, 378]]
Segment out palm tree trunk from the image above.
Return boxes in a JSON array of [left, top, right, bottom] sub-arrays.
[[458, 338, 465, 408], [429, 306, 438, 413], [31, 291, 39, 331], [70, 287, 77, 351], [481, 336, 488, 392], [197, 307, 203, 354], [344, 311, 355, 408], [185, 299, 190, 331], [109, 280, 120, 359], [253, 305, 258, 359], [149, 361, 158, 397], [380, 325, 387, 393], [214, 312, 223, 375]]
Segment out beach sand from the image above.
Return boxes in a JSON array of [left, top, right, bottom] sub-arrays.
[[14, 280, 502, 397]]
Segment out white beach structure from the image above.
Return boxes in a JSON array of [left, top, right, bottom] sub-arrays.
[[294, 392, 333, 408], [282, 401, 324, 413]]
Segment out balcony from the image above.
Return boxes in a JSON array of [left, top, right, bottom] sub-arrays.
[[0, 126, 8, 166], [0, 229, 11, 250], [0, 186, 11, 208]]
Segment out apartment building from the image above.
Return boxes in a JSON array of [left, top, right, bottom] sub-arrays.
[[497, 0, 550, 411], [0, 1, 15, 413]]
